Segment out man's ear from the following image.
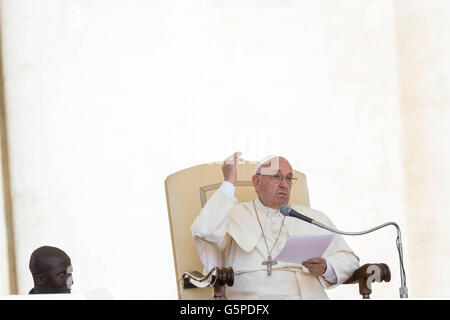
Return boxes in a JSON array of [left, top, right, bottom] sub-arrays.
[[252, 175, 260, 193]]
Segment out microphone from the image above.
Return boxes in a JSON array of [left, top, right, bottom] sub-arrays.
[[279, 205, 408, 299], [280, 205, 314, 224]]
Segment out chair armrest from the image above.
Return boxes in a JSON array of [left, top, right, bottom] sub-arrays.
[[182, 266, 234, 299], [344, 263, 391, 299]]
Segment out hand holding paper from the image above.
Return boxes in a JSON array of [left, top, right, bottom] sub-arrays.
[[302, 257, 328, 276]]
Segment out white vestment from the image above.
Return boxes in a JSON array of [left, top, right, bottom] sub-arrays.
[[191, 184, 360, 300]]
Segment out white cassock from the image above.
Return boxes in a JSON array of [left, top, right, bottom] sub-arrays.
[[191, 182, 360, 300]]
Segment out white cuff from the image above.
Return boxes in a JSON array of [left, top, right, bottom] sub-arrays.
[[322, 260, 338, 284], [219, 181, 236, 199]]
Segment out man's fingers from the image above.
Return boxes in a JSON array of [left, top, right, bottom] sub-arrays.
[[303, 258, 325, 270], [302, 256, 327, 277], [224, 152, 242, 164], [304, 258, 324, 264], [305, 265, 322, 270], [303, 263, 320, 269], [222, 152, 243, 185], [303, 262, 325, 276]]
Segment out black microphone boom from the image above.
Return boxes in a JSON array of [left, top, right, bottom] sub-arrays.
[[280, 205, 314, 223], [279, 205, 408, 299]]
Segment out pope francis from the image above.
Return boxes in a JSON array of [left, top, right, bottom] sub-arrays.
[[191, 152, 360, 299]]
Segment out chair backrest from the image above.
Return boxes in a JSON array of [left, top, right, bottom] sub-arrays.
[[165, 161, 310, 299]]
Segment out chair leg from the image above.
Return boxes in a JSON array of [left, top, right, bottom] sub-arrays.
[[213, 284, 226, 300], [359, 279, 372, 299]]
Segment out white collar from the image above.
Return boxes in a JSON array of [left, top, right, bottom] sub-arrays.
[[255, 196, 280, 215]]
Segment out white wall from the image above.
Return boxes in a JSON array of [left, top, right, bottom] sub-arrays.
[[394, 0, 450, 298], [0, 146, 9, 295], [0, 0, 444, 299]]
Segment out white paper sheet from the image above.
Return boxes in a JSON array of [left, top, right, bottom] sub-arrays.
[[275, 234, 333, 264]]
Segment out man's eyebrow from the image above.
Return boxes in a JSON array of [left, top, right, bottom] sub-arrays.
[[276, 170, 293, 175]]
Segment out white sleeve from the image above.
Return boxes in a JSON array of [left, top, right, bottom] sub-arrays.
[[321, 260, 338, 284], [319, 252, 360, 289], [194, 237, 223, 272], [219, 181, 236, 199], [191, 183, 237, 271], [191, 183, 237, 249]]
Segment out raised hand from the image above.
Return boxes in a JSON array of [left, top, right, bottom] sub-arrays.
[[222, 152, 243, 185]]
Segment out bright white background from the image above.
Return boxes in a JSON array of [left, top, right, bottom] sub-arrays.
[[0, 0, 449, 299]]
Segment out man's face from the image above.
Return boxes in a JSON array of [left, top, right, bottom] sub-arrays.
[[40, 257, 73, 294], [252, 157, 293, 209]]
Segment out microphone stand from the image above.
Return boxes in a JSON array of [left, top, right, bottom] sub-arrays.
[[310, 219, 408, 298]]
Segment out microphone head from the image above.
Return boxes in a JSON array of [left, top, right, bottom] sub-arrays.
[[280, 205, 291, 216]]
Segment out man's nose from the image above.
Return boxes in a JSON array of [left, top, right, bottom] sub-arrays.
[[279, 178, 289, 188]]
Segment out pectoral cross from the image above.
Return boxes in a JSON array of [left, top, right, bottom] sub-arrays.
[[262, 255, 277, 276]]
